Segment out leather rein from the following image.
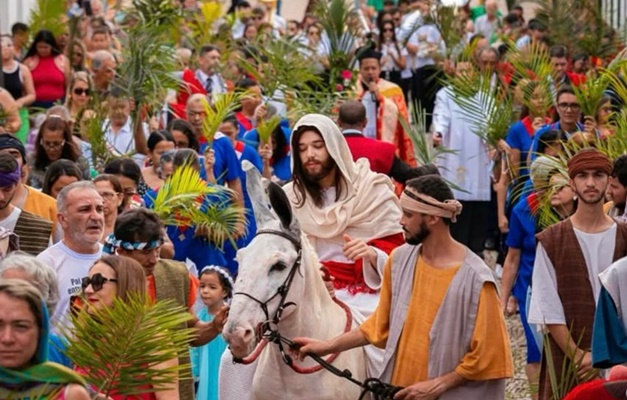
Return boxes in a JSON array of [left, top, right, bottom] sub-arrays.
[[232, 229, 351, 374]]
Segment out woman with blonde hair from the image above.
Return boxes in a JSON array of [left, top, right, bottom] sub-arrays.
[[76, 255, 180, 400], [64, 71, 94, 138]]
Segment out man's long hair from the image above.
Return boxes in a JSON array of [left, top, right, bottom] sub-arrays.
[[291, 126, 346, 208]]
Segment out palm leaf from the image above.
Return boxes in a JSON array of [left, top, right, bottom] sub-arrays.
[[61, 293, 194, 397], [572, 68, 614, 118], [238, 39, 320, 102], [400, 105, 456, 166], [256, 115, 282, 145], [201, 92, 242, 146], [312, 0, 362, 92], [449, 71, 515, 148], [430, 4, 462, 58], [28, 0, 66, 37], [82, 101, 113, 171], [150, 166, 246, 248], [543, 326, 599, 399]]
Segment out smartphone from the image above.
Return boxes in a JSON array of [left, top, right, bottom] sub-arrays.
[[82, 0, 93, 16]]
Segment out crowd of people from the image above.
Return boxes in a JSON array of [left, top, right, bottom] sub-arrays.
[[1, 0, 627, 399]]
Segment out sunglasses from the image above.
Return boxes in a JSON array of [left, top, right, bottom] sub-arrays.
[[383, 28, 394, 32], [81, 273, 118, 292], [73, 88, 90, 96]]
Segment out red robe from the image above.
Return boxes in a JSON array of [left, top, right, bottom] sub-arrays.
[[344, 133, 395, 175]]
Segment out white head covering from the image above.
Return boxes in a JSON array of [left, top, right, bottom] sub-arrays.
[[284, 114, 403, 243]]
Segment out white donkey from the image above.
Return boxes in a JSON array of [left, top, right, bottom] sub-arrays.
[[223, 163, 366, 400]]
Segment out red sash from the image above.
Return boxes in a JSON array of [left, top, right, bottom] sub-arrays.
[[321, 232, 405, 295], [235, 112, 253, 132]]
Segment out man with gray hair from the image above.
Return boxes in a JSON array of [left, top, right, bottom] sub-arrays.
[[90, 49, 116, 97], [37, 181, 104, 333]]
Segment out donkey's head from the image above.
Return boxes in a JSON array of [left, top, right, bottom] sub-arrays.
[[224, 162, 304, 358]]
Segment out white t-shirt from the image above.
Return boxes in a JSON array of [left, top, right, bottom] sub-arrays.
[[37, 241, 103, 333], [528, 224, 616, 326], [0, 207, 21, 232]]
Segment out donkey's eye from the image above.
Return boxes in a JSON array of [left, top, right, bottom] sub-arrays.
[[270, 262, 287, 272]]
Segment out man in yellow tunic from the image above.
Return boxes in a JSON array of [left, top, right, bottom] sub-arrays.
[[295, 174, 513, 399]]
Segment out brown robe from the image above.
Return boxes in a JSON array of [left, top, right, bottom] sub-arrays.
[[536, 219, 627, 400]]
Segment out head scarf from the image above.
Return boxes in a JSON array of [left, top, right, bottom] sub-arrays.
[[284, 114, 403, 243], [0, 298, 86, 392], [400, 186, 463, 222], [567, 148, 612, 179]]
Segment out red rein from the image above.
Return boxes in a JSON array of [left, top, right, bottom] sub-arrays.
[[235, 276, 354, 374]]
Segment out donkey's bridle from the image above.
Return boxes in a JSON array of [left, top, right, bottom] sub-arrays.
[[232, 229, 302, 338]]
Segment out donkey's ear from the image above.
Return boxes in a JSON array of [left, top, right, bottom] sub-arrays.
[[267, 181, 300, 235], [243, 161, 275, 227]]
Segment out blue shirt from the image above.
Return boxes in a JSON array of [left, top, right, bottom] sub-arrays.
[[143, 187, 229, 273], [505, 193, 538, 301], [199, 135, 242, 185], [243, 125, 292, 182], [505, 118, 534, 180]]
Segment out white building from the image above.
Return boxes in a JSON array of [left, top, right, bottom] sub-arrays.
[[0, 0, 37, 35]]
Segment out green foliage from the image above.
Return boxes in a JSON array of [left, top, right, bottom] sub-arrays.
[[201, 92, 242, 146], [532, 0, 621, 59], [150, 166, 246, 248], [543, 327, 598, 399], [82, 103, 112, 171], [400, 105, 455, 166], [312, 0, 363, 92], [431, 5, 462, 58], [61, 293, 194, 397], [449, 71, 515, 148], [257, 115, 282, 145], [238, 39, 321, 103], [115, 1, 183, 114], [29, 0, 67, 38]]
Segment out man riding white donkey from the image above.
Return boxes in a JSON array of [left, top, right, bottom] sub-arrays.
[[223, 160, 368, 400]]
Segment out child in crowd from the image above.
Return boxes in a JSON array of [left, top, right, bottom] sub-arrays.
[[191, 265, 234, 400]]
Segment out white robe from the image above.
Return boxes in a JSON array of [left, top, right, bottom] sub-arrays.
[[432, 86, 492, 201]]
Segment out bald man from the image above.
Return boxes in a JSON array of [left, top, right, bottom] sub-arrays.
[[338, 101, 437, 184]]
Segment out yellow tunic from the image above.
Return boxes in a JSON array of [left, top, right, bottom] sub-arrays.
[[360, 254, 513, 387]]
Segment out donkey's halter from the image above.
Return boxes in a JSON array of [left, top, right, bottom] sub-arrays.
[[233, 229, 302, 336]]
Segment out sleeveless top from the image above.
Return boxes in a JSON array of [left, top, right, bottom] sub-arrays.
[[30, 56, 66, 102], [2, 62, 22, 101]]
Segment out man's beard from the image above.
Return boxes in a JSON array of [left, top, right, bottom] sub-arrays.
[[575, 187, 605, 205], [405, 222, 430, 245], [303, 158, 335, 183]]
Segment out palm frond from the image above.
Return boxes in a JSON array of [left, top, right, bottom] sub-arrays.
[[449, 72, 515, 148], [313, 0, 362, 92], [82, 102, 113, 171], [114, 1, 182, 113], [61, 293, 194, 397], [400, 105, 456, 166], [256, 115, 282, 145], [430, 4, 462, 58], [572, 68, 614, 118], [28, 0, 66, 37], [543, 325, 598, 399], [201, 92, 242, 146], [238, 39, 320, 102], [150, 166, 246, 248], [185, 1, 226, 52]]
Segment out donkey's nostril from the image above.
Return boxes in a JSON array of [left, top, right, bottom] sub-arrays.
[[244, 328, 254, 340]]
